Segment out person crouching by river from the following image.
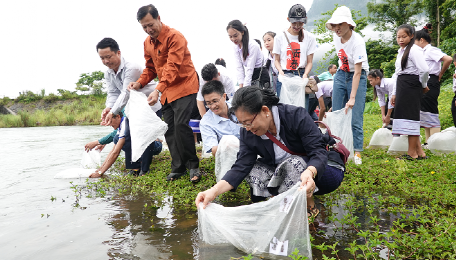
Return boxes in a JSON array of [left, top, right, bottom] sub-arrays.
[[195, 87, 344, 218], [89, 111, 162, 178]]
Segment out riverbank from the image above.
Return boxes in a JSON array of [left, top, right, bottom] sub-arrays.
[[0, 95, 105, 128], [77, 86, 456, 259]]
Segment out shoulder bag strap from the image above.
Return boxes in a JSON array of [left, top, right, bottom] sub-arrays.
[[283, 31, 300, 77], [265, 131, 306, 156]]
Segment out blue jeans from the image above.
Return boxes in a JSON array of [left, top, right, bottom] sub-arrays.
[[332, 69, 367, 152], [276, 69, 309, 109]]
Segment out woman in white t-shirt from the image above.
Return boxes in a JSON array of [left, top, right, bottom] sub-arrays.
[[273, 3, 318, 109], [326, 6, 369, 165], [367, 69, 395, 128], [263, 31, 278, 94], [414, 24, 453, 145], [226, 20, 269, 88]]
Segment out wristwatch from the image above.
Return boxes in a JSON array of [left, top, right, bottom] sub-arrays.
[[156, 89, 161, 95]]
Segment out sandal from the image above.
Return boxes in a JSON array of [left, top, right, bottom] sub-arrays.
[[397, 154, 418, 161], [189, 168, 202, 183], [166, 171, 186, 181], [418, 155, 429, 160]]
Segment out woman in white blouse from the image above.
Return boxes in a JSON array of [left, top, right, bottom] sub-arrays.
[[367, 69, 395, 128], [226, 20, 268, 88]]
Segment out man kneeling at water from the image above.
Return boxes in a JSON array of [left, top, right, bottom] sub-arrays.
[[89, 111, 162, 178], [200, 80, 241, 180]]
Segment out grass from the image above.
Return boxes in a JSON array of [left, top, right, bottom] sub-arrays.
[[78, 85, 455, 259], [0, 95, 105, 128]]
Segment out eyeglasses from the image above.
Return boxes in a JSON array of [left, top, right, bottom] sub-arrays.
[[237, 113, 258, 128], [204, 96, 224, 108]]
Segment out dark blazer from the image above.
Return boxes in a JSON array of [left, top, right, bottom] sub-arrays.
[[222, 103, 328, 190]]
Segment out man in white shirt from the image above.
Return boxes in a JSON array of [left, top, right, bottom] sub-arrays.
[[96, 38, 161, 126], [197, 63, 236, 117]]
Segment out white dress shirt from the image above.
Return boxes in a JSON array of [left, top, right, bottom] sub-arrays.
[[392, 44, 430, 95], [375, 78, 395, 109], [233, 40, 263, 86]]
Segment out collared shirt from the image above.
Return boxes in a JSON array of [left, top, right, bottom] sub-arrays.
[[422, 44, 446, 76], [197, 65, 236, 101], [375, 78, 395, 109], [316, 81, 333, 99], [392, 44, 429, 95], [260, 106, 291, 164], [137, 24, 199, 104], [117, 117, 127, 139], [105, 58, 142, 114], [233, 40, 264, 87], [317, 71, 334, 81], [200, 101, 241, 153]]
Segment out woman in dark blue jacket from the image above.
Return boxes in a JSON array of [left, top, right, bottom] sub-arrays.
[[195, 87, 344, 216]]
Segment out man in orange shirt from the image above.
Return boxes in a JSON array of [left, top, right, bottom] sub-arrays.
[[128, 4, 200, 183]]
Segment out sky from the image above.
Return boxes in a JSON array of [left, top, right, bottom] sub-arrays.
[[0, 0, 386, 99]]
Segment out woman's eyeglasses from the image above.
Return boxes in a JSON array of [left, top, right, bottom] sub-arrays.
[[237, 113, 258, 128]]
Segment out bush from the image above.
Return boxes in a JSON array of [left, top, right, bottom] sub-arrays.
[[15, 91, 42, 103], [43, 93, 59, 102], [0, 96, 11, 106]]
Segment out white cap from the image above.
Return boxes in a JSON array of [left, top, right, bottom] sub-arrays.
[[325, 6, 356, 30]]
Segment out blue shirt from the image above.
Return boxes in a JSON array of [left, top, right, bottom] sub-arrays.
[[317, 71, 334, 81], [200, 101, 241, 153]]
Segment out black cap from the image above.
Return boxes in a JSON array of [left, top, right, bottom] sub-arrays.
[[288, 4, 307, 23]]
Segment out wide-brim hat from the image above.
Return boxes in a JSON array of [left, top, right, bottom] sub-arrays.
[[288, 4, 307, 24], [325, 6, 356, 30]]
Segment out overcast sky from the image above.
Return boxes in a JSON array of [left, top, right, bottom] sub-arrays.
[[1, 0, 388, 99]]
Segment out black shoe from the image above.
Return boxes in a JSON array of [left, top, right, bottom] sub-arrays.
[[127, 169, 140, 176], [139, 170, 149, 176]]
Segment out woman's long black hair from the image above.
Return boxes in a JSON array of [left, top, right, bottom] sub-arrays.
[[229, 87, 279, 121], [415, 23, 432, 44], [227, 20, 249, 61], [397, 24, 415, 71], [368, 69, 384, 100]]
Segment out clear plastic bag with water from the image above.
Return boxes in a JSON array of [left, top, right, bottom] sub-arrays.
[[81, 149, 101, 169], [428, 126, 456, 154], [387, 135, 409, 154], [368, 128, 393, 149], [322, 108, 354, 160], [125, 90, 168, 161], [198, 183, 312, 259], [278, 75, 308, 109]]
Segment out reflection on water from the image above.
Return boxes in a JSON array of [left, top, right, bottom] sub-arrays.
[[0, 126, 394, 259]]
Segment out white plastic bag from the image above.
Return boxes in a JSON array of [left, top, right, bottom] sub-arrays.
[[368, 128, 393, 149], [428, 127, 456, 154], [322, 108, 354, 160], [388, 135, 409, 154], [125, 90, 168, 161], [278, 75, 308, 109], [81, 149, 101, 169], [215, 135, 240, 182], [198, 183, 312, 258]]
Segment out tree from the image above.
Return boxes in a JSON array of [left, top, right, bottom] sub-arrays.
[[76, 71, 105, 95], [423, 0, 456, 46], [367, 0, 423, 41], [312, 4, 368, 71]]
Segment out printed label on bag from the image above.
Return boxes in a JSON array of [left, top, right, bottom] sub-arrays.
[[279, 195, 295, 214], [269, 237, 289, 256]]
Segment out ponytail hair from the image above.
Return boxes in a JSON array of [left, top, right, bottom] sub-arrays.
[[397, 24, 415, 71], [227, 20, 250, 61], [368, 69, 384, 80], [230, 87, 279, 116], [298, 29, 304, 42], [416, 23, 432, 44]]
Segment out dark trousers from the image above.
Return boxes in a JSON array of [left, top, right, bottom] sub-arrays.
[[308, 97, 319, 121], [162, 93, 200, 173], [452, 94, 456, 126], [114, 136, 162, 172]]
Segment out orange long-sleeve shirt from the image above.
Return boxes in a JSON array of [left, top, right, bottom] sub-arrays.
[[137, 24, 198, 104]]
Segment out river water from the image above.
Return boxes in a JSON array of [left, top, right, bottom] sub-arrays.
[[0, 125, 249, 260], [1, 126, 395, 260]]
